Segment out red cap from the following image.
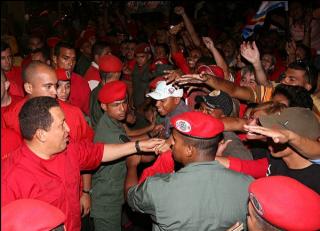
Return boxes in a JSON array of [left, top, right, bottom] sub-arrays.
[[55, 68, 71, 81], [98, 55, 123, 73], [2, 199, 66, 231], [135, 43, 151, 54], [197, 65, 224, 79], [149, 76, 165, 90], [47, 37, 61, 48], [98, 80, 127, 104], [170, 111, 224, 138], [249, 176, 320, 231]]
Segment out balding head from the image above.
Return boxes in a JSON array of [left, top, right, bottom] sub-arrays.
[[23, 61, 58, 98]]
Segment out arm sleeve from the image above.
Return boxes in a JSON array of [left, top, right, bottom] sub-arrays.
[[228, 156, 268, 179], [171, 51, 191, 74], [139, 150, 174, 184], [73, 140, 104, 170]]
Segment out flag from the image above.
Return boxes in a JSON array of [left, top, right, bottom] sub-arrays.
[[242, 1, 288, 39]]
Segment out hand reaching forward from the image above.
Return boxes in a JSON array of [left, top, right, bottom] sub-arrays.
[[174, 6, 185, 15], [240, 41, 260, 65], [244, 125, 289, 143], [174, 73, 210, 86], [139, 138, 166, 153]]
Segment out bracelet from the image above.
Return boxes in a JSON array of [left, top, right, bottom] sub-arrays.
[[82, 189, 92, 195], [135, 140, 141, 152]]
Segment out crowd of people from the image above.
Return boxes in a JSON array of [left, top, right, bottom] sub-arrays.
[[1, 1, 320, 231]]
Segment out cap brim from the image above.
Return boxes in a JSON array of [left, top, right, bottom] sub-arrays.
[[146, 91, 167, 100], [259, 115, 285, 130]]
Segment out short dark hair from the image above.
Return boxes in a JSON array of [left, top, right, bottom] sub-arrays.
[[273, 84, 313, 109], [288, 60, 318, 93], [19, 97, 59, 140], [1, 41, 10, 52], [54, 41, 75, 56], [92, 41, 110, 56], [177, 130, 222, 158], [31, 47, 50, 61]]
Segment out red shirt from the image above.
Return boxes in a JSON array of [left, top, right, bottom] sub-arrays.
[[123, 59, 136, 81], [69, 72, 91, 116], [5, 66, 24, 97], [84, 64, 100, 82], [3, 97, 94, 142], [139, 150, 174, 183], [1, 127, 22, 160], [2, 141, 104, 231], [171, 51, 191, 75]]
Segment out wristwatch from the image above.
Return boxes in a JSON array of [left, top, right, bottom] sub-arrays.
[[82, 189, 93, 195]]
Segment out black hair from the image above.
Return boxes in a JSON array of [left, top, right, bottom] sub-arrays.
[[54, 41, 75, 56], [197, 56, 216, 66], [19, 97, 59, 140], [92, 41, 110, 56], [288, 60, 318, 93], [178, 131, 222, 158], [273, 84, 313, 109], [1, 41, 10, 52], [31, 47, 51, 61]]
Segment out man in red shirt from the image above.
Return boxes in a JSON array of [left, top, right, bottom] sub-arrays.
[[1, 96, 164, 231], [52, 41, 91, 116], [1, 41, 24, 97]]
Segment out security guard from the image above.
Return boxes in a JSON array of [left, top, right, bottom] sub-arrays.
[[90, 80, 130, 231]]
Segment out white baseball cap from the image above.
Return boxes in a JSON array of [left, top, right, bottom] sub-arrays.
[[146, 81, 183, 100]]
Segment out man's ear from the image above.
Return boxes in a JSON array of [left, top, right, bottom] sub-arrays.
[[52, 55, 57, 66], [35, 129, 47, 143], [24, 82, 32, 95], [186, 144, 194, 158], [101, 103, 107, 112]]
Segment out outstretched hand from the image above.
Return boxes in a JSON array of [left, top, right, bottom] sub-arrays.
[[202, 37, 215, 50], [174, 6, 185, 15], [139, 138, 166, 153], [244, 125, 289, 144], [174, 73, 210, 86]]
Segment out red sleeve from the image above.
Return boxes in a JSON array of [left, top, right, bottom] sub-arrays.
[[138, 150, 174, 184], [228, 156, 268, 179], [1, 128, 22, 160], [171, 51, 191, 74], [71, 140, 104, 170]]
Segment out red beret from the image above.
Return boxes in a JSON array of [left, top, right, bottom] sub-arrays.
[[55, 68, 71, 81], [135, 43, 151, 54], [249, 176, 320, 231], [98, 80, 127, 104], [197, 65, 224, 79], [47, 37, 61, 48], [149, 76, 165, 90], [98, 55, 123, 73], [2, 199, 66, 231], [170, 111, 224, 138]]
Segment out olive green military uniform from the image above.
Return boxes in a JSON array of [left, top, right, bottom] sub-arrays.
[[91, 114, 129, 231], [128, 161, 253, 231], [89, 83, 103, 129]]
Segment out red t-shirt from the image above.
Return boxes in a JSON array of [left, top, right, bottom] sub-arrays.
[[123, 59, 136, 81], [1, 141, 104, 231], [69, 72, 91, 116], [171, 51, 191, 75], [3, 97, 94, 142], [1, 127, 22, 160], [5, 66, 24, 97], [84, 64, 100, 82]]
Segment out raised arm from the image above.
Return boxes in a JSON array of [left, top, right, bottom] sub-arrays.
[[174, 6, 202, 47], [240, 41, 269, 86], [202, 37, 231, 81]]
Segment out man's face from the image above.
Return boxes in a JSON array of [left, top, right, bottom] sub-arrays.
[[57, 80, 71, 102], [1, 48, 13, 72], [171, 129, 187, 164], [156, 29, 167, 44], [267, 138, 290, 158], [281, 68, 310, 90], [26, 67, 58, 98], [199, 102, 224, 119], [55, 48, 77, 72], [261, 54, 274, 72], [45, 107, 70, 154], [155, 97, 179, 116], [135, 53, 149, 67], [31, 51, 46, 63], [80, 41, 92, 57], [154, 46, 166, 60], [103, 97, 128, 121], [246, 110, 267, 140], [126, 43, 136, 60], [28, 37, 43, 51], [187, 49, 201, 69]]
